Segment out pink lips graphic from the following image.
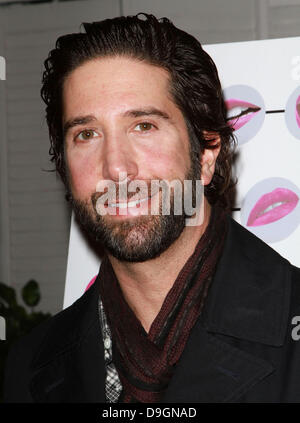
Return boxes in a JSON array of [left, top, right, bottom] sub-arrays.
[[85, 275, 97, 292], [296, 95, 300, 129], [226, 98, 261, 131], [247, 187, 299, 227]]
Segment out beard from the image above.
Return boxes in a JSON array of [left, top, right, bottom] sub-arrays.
[[67, 151, 201, 263]]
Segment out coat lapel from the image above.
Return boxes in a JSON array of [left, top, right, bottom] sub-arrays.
[[204, 218, 292, 347], [161, 317, 274, 403], [29, 278, 106, 403]]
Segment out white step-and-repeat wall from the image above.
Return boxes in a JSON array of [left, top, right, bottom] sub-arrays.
[[64, 37, 300, 308]]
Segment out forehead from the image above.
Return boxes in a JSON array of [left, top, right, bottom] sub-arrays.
[[62, 56, 176, 119]]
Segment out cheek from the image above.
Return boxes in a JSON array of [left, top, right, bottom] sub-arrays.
[[66, 152, 99, 199], [143, 142, 190, 179]]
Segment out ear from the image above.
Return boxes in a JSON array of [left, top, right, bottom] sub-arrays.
[[200, 131, 221, 186]]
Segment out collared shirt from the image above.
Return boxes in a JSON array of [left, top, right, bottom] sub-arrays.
[[98, 296, 122, 403]]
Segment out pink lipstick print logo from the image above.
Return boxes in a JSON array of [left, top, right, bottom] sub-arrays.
[[285, 87, 300, 139], [295, 95, 300, 129], [247, 188, 299, 227], [223, 85, 265, 146], [85, 275, 97, 292], [241, 178, 300, 243], [226, 99, 261, 131]]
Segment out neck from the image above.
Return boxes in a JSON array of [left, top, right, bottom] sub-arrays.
[[107, 199, 212, 333]]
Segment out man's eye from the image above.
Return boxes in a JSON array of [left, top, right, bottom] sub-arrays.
[[134, 122, 155, 132], [76, 129, 98, 141]]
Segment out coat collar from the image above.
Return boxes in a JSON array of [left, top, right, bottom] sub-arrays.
[[29, 216, 292, 402], [204, 217, 291, 347]]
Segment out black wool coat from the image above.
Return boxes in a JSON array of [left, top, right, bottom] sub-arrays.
[[3, 217, 300, 403]]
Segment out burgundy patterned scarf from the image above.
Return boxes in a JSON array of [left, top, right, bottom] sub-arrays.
[[99, 206, 228, 403]]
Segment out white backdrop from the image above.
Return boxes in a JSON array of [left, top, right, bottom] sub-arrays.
[[64, 36, 300, 309]]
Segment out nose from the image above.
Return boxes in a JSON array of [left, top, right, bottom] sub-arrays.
[[101, 128, 139, 183]]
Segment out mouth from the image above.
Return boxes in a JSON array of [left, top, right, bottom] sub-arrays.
[[102, 191, 160, 218], [296, 95, 300, 128], [107, 196, 151, 209], [225, 98, 261, 131], [247, 187, 299, 227]]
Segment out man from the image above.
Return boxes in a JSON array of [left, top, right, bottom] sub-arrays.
[[4, 13, 300, 403]]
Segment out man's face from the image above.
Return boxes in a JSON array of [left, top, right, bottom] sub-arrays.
[[63, 56, 201, 262]]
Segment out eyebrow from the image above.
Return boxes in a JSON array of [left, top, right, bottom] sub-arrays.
[[122, 107, 170, 120], [62, 108, 170, 137], [63, 115, 97, 138]]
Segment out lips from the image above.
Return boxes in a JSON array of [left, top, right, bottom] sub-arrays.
[[108, 196, 150, 208], [103, 188, 161, 218], [247, 187, 299, 227], [106, 195, 152, 217], [226, 98, 261, 131], [296, 95, 300, 128]]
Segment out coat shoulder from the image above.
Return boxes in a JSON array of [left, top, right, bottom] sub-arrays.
[[290, 264, 300, 315], [206, 216, 300, 347], [230, 217, 300, 312], [3, 286, 95, 402], [229, 217, 290, 264]]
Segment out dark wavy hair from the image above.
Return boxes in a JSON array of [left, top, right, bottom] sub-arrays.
[[41, 13, 236, 208]]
